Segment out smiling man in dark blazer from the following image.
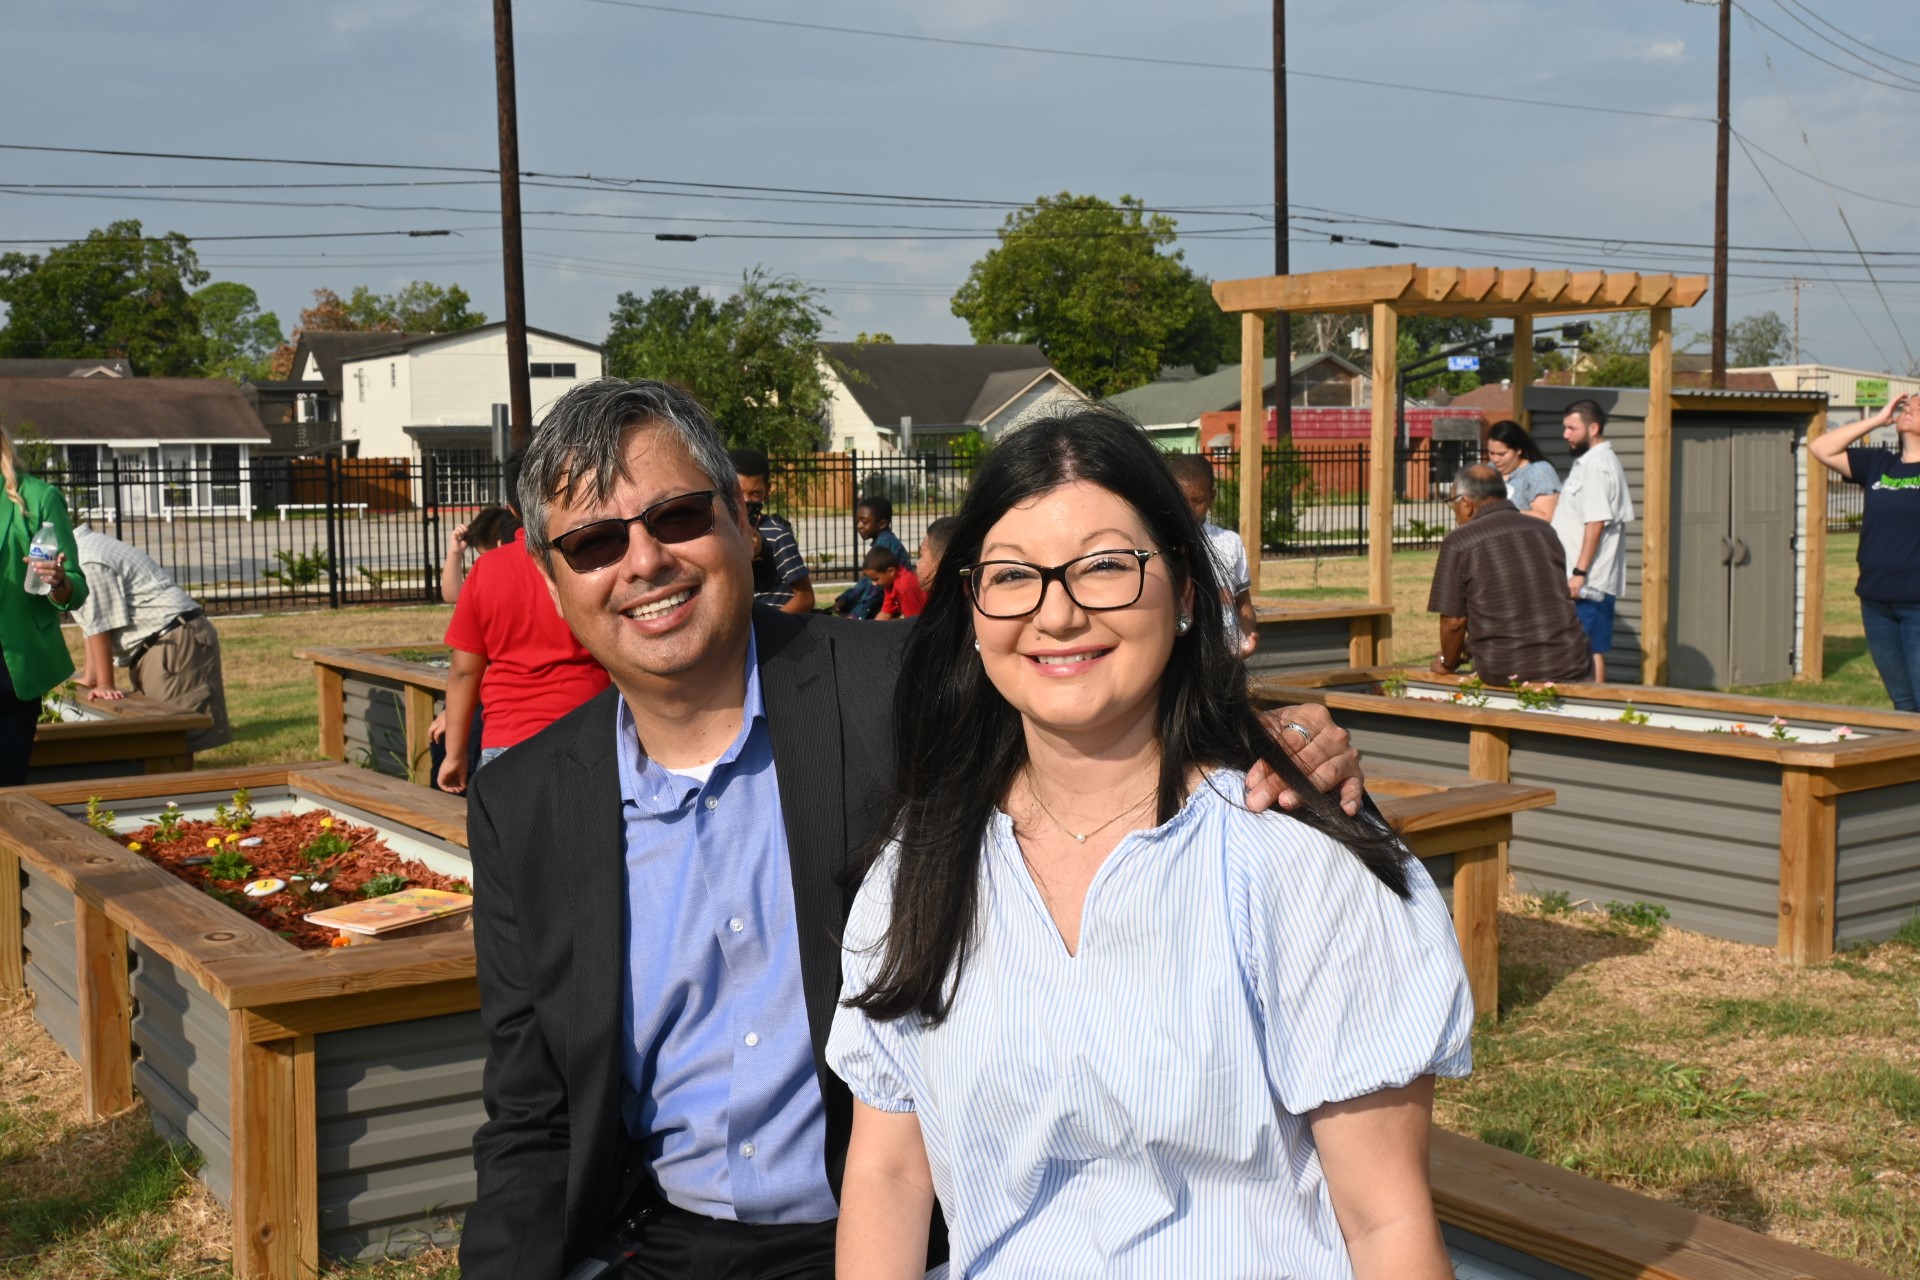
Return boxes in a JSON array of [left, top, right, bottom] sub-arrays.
[[458, 379, 1367, 1280]]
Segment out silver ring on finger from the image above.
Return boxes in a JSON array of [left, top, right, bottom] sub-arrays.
[[1280, 720, 1314, 745]]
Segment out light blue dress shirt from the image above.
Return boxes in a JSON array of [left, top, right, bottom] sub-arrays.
[[616, 631, 839, 1224], [1505, 458, 1561, 515], [829, 773, 1475, 1278]]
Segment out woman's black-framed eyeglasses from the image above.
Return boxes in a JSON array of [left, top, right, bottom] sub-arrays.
[[958, 549, 1160, 619], [550, 489, 718, 572]]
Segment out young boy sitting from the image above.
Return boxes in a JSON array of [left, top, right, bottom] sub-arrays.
[[864, 546, 926, 620], [1167, 453, 1258, 656], [832, 495, 912, 618]]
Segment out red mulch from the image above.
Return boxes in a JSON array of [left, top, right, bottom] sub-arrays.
[[124, 808, 470, 951]]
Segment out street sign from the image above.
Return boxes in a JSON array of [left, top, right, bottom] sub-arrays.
[[1858, 378, 1889, 407], [1447, 355, 1481, 372]]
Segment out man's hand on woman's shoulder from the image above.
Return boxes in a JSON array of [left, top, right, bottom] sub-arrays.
[[1245, 704, 1363, 816]]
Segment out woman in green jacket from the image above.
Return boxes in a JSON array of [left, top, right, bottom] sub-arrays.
[[1, 420, 88, 785]]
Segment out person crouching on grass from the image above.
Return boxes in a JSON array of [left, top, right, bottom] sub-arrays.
[[864, 546, 925, 620], [827, 405, 1472, 1280]]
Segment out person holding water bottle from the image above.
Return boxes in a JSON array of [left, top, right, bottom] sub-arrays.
[[0, 420, 88, 785]]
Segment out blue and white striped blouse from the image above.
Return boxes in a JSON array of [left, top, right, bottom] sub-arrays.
[[827, 772, 1474, 1279]]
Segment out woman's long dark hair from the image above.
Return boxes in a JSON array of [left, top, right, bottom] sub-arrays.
[[847, 405, 1412, 1025], [1486, 418, 1545, 464]]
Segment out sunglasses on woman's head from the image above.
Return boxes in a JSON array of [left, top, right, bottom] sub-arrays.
[[549, 489, 718, 572]]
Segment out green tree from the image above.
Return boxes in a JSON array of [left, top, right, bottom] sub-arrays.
[[0, 220, 209, 375], [1728, 309, 1790, 367], [604, 267, 836, 454], [354, 281, 487, 333], [194, 282, 284, 382], [1162, 271, 1240, 377], [951, 193, 1202, 398]]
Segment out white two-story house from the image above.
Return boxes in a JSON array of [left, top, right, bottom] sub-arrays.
[[290, 323, 603, 477]]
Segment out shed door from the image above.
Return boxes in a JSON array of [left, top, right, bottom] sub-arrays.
[[1727, 426, 1795, 686], [1669, 426, 1731, 687]]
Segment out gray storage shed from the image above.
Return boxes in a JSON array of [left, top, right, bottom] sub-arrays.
[[1523, 385, 1826, 688]]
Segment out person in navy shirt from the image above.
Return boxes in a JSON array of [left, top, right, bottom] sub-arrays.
[[1812, 392, 1920, 710]]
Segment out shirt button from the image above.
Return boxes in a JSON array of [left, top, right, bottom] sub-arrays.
[[729, 917, 744, 933], [704, 796, 719, 811], [741, 1141, 757, 1159], [744, 1031, 760, 1047]]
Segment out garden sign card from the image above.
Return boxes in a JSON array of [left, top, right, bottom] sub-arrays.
[[305, 886, 474, 936]]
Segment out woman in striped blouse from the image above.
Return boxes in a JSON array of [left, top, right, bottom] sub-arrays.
[[827, 406, 1474, 1279]]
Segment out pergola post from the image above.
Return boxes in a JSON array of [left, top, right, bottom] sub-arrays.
[[1238, 311, 1269, 565], [1641, 306, 1675, 685], [1369, 301, 1399, 662], [1802, 401, 1828, 681], [1510, 314, 1533, 432]]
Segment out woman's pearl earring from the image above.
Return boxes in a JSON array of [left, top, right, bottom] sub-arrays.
[[973, 639, 981, 652], [1175, 615, 1192, 636]]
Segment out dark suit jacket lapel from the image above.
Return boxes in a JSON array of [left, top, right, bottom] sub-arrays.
[[753, 610, 856, 1185], [556, 687, 628, 1214]]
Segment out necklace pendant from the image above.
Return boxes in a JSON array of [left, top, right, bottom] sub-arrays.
[[1072, 833, 1086, 843]]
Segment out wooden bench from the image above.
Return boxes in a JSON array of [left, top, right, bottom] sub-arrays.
[[276, 503, 366, 522]]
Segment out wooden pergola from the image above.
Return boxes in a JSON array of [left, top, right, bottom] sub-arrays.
[[1212, 264, 1709, 679]]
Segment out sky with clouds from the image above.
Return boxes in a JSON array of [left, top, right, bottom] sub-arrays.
[[4, 0, 1917, 374]]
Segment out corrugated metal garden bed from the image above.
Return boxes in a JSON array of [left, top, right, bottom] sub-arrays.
[[1257, 668, 1920, 963]]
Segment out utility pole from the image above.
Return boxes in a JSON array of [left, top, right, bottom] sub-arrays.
[[1792, 277, 1802, 364], [1271, 0, 1292, 440], [1711, 0, 1731, 388], [494, 0, 534, 452]]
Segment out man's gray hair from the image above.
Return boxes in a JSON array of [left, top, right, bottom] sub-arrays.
[[517, 378, 740, 565], [1453, 463, 1507, 503]]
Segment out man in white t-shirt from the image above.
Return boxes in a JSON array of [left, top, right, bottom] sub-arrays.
[[1549, 399, 1635, 681], [1168, 454, 1259, 656]]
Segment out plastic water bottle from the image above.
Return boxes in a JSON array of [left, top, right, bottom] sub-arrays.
[[24, 521, 58, 596]]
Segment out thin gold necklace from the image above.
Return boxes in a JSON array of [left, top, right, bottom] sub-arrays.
[[1024, 772, 1158, 845]]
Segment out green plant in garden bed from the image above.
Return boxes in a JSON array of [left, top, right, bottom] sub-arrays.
[[1512, 682, 1560, 711], [387, 647, 450, 665], [151, 802, 184, 843], [363, 872, 407, 898], [214, 788, 253, 833], [85, 796, 116, 836], [37, 679, 78, 725], [1618, 703, 1651, 726], [301, 830, 353, 863], [1379, 674, 1409, 698], [206, 850, 254, 881], [1451, 675, 1490, 707]]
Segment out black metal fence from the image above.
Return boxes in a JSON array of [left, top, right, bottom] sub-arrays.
[[27, 455, 510, 614], [1203, 442, 1462, 555], [27, 444, 1466, 615], [1828, 480, 1864, 533]]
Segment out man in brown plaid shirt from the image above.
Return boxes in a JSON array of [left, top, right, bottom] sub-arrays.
[[1429, 464, 1594, 684]]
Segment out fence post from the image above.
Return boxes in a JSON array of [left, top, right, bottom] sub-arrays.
[[110, 457, 124, 541], [422, 454, 440, 606], [324, 455, 343, 610]]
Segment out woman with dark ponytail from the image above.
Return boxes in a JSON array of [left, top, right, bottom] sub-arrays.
[[826, 406, 1472, 1280]]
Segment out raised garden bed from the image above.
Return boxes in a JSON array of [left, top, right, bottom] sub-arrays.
[[1256, 668, 1920, 962], [107, 795, 469, 950], [1248, 600, 1393, 675], [297, 644, 448, 783], [1, 763, 480, 1276], [31, 689, 211, 783]]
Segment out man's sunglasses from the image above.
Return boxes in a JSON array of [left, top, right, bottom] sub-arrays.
[[550, 490, 718, 572]]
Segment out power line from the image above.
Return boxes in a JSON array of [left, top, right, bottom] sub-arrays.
[[1759, 0, 1920, 86], [1741, 11, 1913, 368], [1731, 132, 1894, 369], [1730, 130, 1920, 210], [0, 228, 460, 245], [1774, 0, 1920, 70], [1729, 1, 1920, 93], [580, 0, 1716, 122]]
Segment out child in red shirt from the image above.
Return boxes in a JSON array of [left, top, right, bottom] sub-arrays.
[[864, 546, 926, 619]]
